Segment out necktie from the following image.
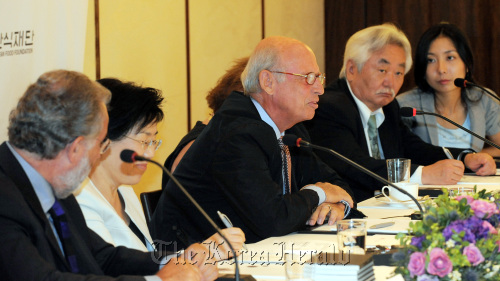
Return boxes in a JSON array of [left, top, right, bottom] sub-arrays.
[[49, 199, 79, 273], [367, 115, 381, 159], [278, 137, 292, 194]]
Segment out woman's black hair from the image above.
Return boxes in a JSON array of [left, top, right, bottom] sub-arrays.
[[414, 22, 474, 94], [97, 78, 164, 141]]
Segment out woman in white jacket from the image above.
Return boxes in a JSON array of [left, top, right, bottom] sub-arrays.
[[75, 78, 245, 258]]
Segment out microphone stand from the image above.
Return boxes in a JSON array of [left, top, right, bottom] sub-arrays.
[[127, 152, 254, 281], [469, 83, 500, 103], [286, 137, 424, 217], [455, 78, 500, 103], [415, 111, 500, 150]]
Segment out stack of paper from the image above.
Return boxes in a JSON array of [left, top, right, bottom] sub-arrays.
[[304, 252, 375, 281]]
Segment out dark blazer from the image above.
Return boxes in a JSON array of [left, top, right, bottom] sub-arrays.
[[151, 91, 353, 249], [305, 79, 465, 202], [0, 142, 158, 281]]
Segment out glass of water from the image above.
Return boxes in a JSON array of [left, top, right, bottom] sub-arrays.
[[337, 220, 366, 255]]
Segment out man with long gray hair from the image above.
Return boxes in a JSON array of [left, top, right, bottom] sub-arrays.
[[305, 23, 495, 202]]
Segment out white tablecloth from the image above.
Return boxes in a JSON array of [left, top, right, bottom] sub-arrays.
[[217, 179, 499, 280]]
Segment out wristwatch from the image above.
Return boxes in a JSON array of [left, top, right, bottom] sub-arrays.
[[457, 149, 476, 162], [339, 199, 351, 218]]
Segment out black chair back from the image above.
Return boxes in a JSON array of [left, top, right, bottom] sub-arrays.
[[140, 190, 162, 230]]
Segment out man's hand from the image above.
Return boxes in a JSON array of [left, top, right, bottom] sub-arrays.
[[184, 243, 218, 281], [156, 256, 201, 281], [314, 182, 354, 207], [307, 202, 344, 226], [422, 159, 464, 185], [203, 227, 246, 261], [464, 152, 496, 176]]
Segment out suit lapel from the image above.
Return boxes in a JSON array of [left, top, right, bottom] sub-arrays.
[[418, 93, 439, 145], [338, 81, 371, 155], [378, 102, 401, 159], [0, 143, 69, 269], [120, 187, 154, 249]]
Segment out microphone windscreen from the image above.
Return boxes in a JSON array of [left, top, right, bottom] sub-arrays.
[[282, 134, 299, 147], [400, 107, 417, 117], [120, 149, 136, 163], [454, 78, 467, 88]]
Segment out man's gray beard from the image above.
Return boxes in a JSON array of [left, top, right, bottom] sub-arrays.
[[54, 156, 91, 199]]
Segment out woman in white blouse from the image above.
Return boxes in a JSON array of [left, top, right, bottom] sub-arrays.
[[75, 78, 245, 258]]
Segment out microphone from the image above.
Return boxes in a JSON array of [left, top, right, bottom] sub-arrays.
[[400, 107, 500, 150], [400, 107, 417, 118], [120, 150, 254, 281], [454, 78, 500, 103], [120, 149, 146, 162], [282, 135, 424, 217]]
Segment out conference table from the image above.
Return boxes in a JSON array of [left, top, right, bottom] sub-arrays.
[[217, 171, 500, 280]]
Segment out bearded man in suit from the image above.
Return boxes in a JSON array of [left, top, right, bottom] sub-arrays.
[[0, 70, 217, 281]]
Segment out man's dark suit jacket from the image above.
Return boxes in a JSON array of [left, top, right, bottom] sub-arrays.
[[151, 91, 353, 249], [0, 142, 159, 280], [304, 79, 465, 202]]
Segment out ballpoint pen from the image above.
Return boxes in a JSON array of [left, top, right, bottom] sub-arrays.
[[217, 210, 248, 250], [369, 221, 395, 229], [442, 147, 454, 159]]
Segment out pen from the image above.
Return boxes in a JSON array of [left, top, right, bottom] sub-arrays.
[[442, 147, 454, 159], [217, 210, 248, 250], [369, 221, 395, 229]]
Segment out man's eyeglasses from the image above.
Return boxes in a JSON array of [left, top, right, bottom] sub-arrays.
[[270, 71, 326, 85], [125, 136, 162, 151], [100, 137, 111, 154]]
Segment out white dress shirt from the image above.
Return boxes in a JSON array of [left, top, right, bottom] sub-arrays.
[[345, 80, 424, 184]]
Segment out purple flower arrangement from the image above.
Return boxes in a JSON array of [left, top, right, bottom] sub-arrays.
[[394, 189, 500, 280]]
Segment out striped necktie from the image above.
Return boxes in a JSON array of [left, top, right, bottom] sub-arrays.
[[278, 137, 292, 194], [367, 114, 381, 159], [49, 199, 79, 273]]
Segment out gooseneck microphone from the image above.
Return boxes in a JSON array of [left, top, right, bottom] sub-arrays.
[[282, 135, 424, 217], [120, 150, 254, 281], [400, 107, 500, 151], [454, 78, 500, 103]]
